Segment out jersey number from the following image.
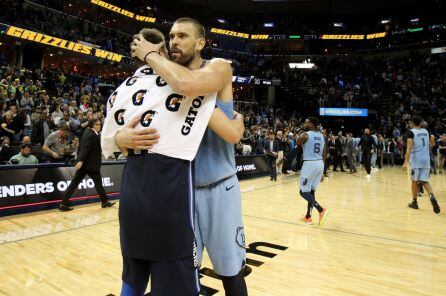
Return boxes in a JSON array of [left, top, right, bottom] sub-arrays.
[[314, 143, 321, 154], [421, 138, 425, 147]]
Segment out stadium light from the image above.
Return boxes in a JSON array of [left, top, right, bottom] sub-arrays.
[[217, 19, 226, 23], [333, 23, 343, 27], [146, 6, 151, 10], [264, 23, 274, 28], [411, 18, 419, 23], [381, 19, 390, 24]]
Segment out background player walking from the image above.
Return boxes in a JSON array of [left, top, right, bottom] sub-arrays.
[[296, 117, 329, 225], [403, 115, 441, 213]]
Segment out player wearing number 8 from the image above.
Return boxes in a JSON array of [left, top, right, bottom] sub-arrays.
[[296, 117, 329, 226]]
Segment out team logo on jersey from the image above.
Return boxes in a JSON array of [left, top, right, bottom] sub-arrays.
[[165, 94, 183, 112], [132, 89, 147, 106], [140, 67, 154, 75], [126, 76, 138, 86], [140, 110, 157, 127], [156, 76, 167, 87], [301, 178, 308, 186], [109, 91, 117, 108], [114, 109, 125, 126], [236, 226, 246, 248]]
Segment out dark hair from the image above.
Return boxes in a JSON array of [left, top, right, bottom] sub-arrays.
[[411, 115, 422, 126], [174, 17, 206, 39], [307, 117, 320, 128], [138, 28, 165, 44], [21, 143, 32, 150], [88, 118, 100, 128]]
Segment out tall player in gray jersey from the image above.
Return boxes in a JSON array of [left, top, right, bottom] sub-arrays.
[[130, 18, 248, 295], [403, 115, 440, 213], [296, 117, 329, 226]]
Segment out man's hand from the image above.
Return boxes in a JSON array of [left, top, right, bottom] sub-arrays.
[[75, 161, 83, 170], [131, 35, 164, 63], [402, 162, 408, 170], [52, 151, 60, 159], [115, 117, 160, 151]]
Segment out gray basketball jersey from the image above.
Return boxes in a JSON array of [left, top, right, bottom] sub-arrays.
[[303, 131, 324, 161], [409, 128, 430, 169]]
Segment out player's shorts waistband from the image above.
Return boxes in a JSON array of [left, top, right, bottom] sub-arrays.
[[303, 159, 323, 162], [195, 174, 235, 189], [128, 149, 151, 156]]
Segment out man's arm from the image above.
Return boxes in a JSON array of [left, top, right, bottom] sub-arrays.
[[42, 144, 58, 158], [131, 38, 232, 97], [207, 109, 244, 144], [296, 133, 309, 146], [147, 56, 232, 97], [430, 135, 435, 147], [403, 138, 414, 169]]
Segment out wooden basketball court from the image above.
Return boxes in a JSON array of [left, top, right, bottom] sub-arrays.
[[1, 167, 445, 295]]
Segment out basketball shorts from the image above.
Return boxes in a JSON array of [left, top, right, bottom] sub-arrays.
[[194, 174, 246, 276], [300, 160, 324, 193], [119, 152, 196, 261], [411, 168, 430, 182], [121, 255, 200, 296]]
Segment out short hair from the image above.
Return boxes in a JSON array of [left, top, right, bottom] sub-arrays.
[[174, 17, 206, 39], [88, 118, 100, 128], [138, 28, 165, 44], [59, 124, 70, 133], [411, 115, 422, 126], [307, 117, 320, 127], [21, 143, 32, 150]]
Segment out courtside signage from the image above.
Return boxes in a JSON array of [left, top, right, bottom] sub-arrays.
[[319, 108, 368, 117]]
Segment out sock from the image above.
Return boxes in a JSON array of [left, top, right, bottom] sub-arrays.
[[430, 193, 436, 200], [221, 268, 248, 296], [306, 202, 313, 219]]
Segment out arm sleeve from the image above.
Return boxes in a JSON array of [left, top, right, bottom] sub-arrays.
[[405, 130, 414, 139]]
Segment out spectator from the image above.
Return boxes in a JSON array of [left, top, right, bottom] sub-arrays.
[[32, 110, 52, 145], [51, 102, 64, 126], [0, 136, 14, 163], [10, 143, 38, 164], [42, 125, 70, 162], [438, 134, 446, 174], [0, 111, 15, 140], [22, 135, 31, 145], [264, 130, 279, 181]]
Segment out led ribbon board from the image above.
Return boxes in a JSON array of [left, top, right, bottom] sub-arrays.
[[210, 28, 250, 39], [90, 0, 156, 23], [1, 24, 126, 63], [320, 108, 368, 117]]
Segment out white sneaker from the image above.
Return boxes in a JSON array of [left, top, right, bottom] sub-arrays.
[[366, 174, 371, 180]]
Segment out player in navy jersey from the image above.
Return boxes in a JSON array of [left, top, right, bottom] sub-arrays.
[[125, 19, 248, 295], [402, 115, 440, 213], [111, 28, 246, 296], [296, 117, 329, 226]]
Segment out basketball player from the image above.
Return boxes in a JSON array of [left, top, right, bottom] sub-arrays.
[[296, 117, 329, 226], [131, 18, 248, 295], [403, 115, 440, 213], [106, 28, 245, 296]]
